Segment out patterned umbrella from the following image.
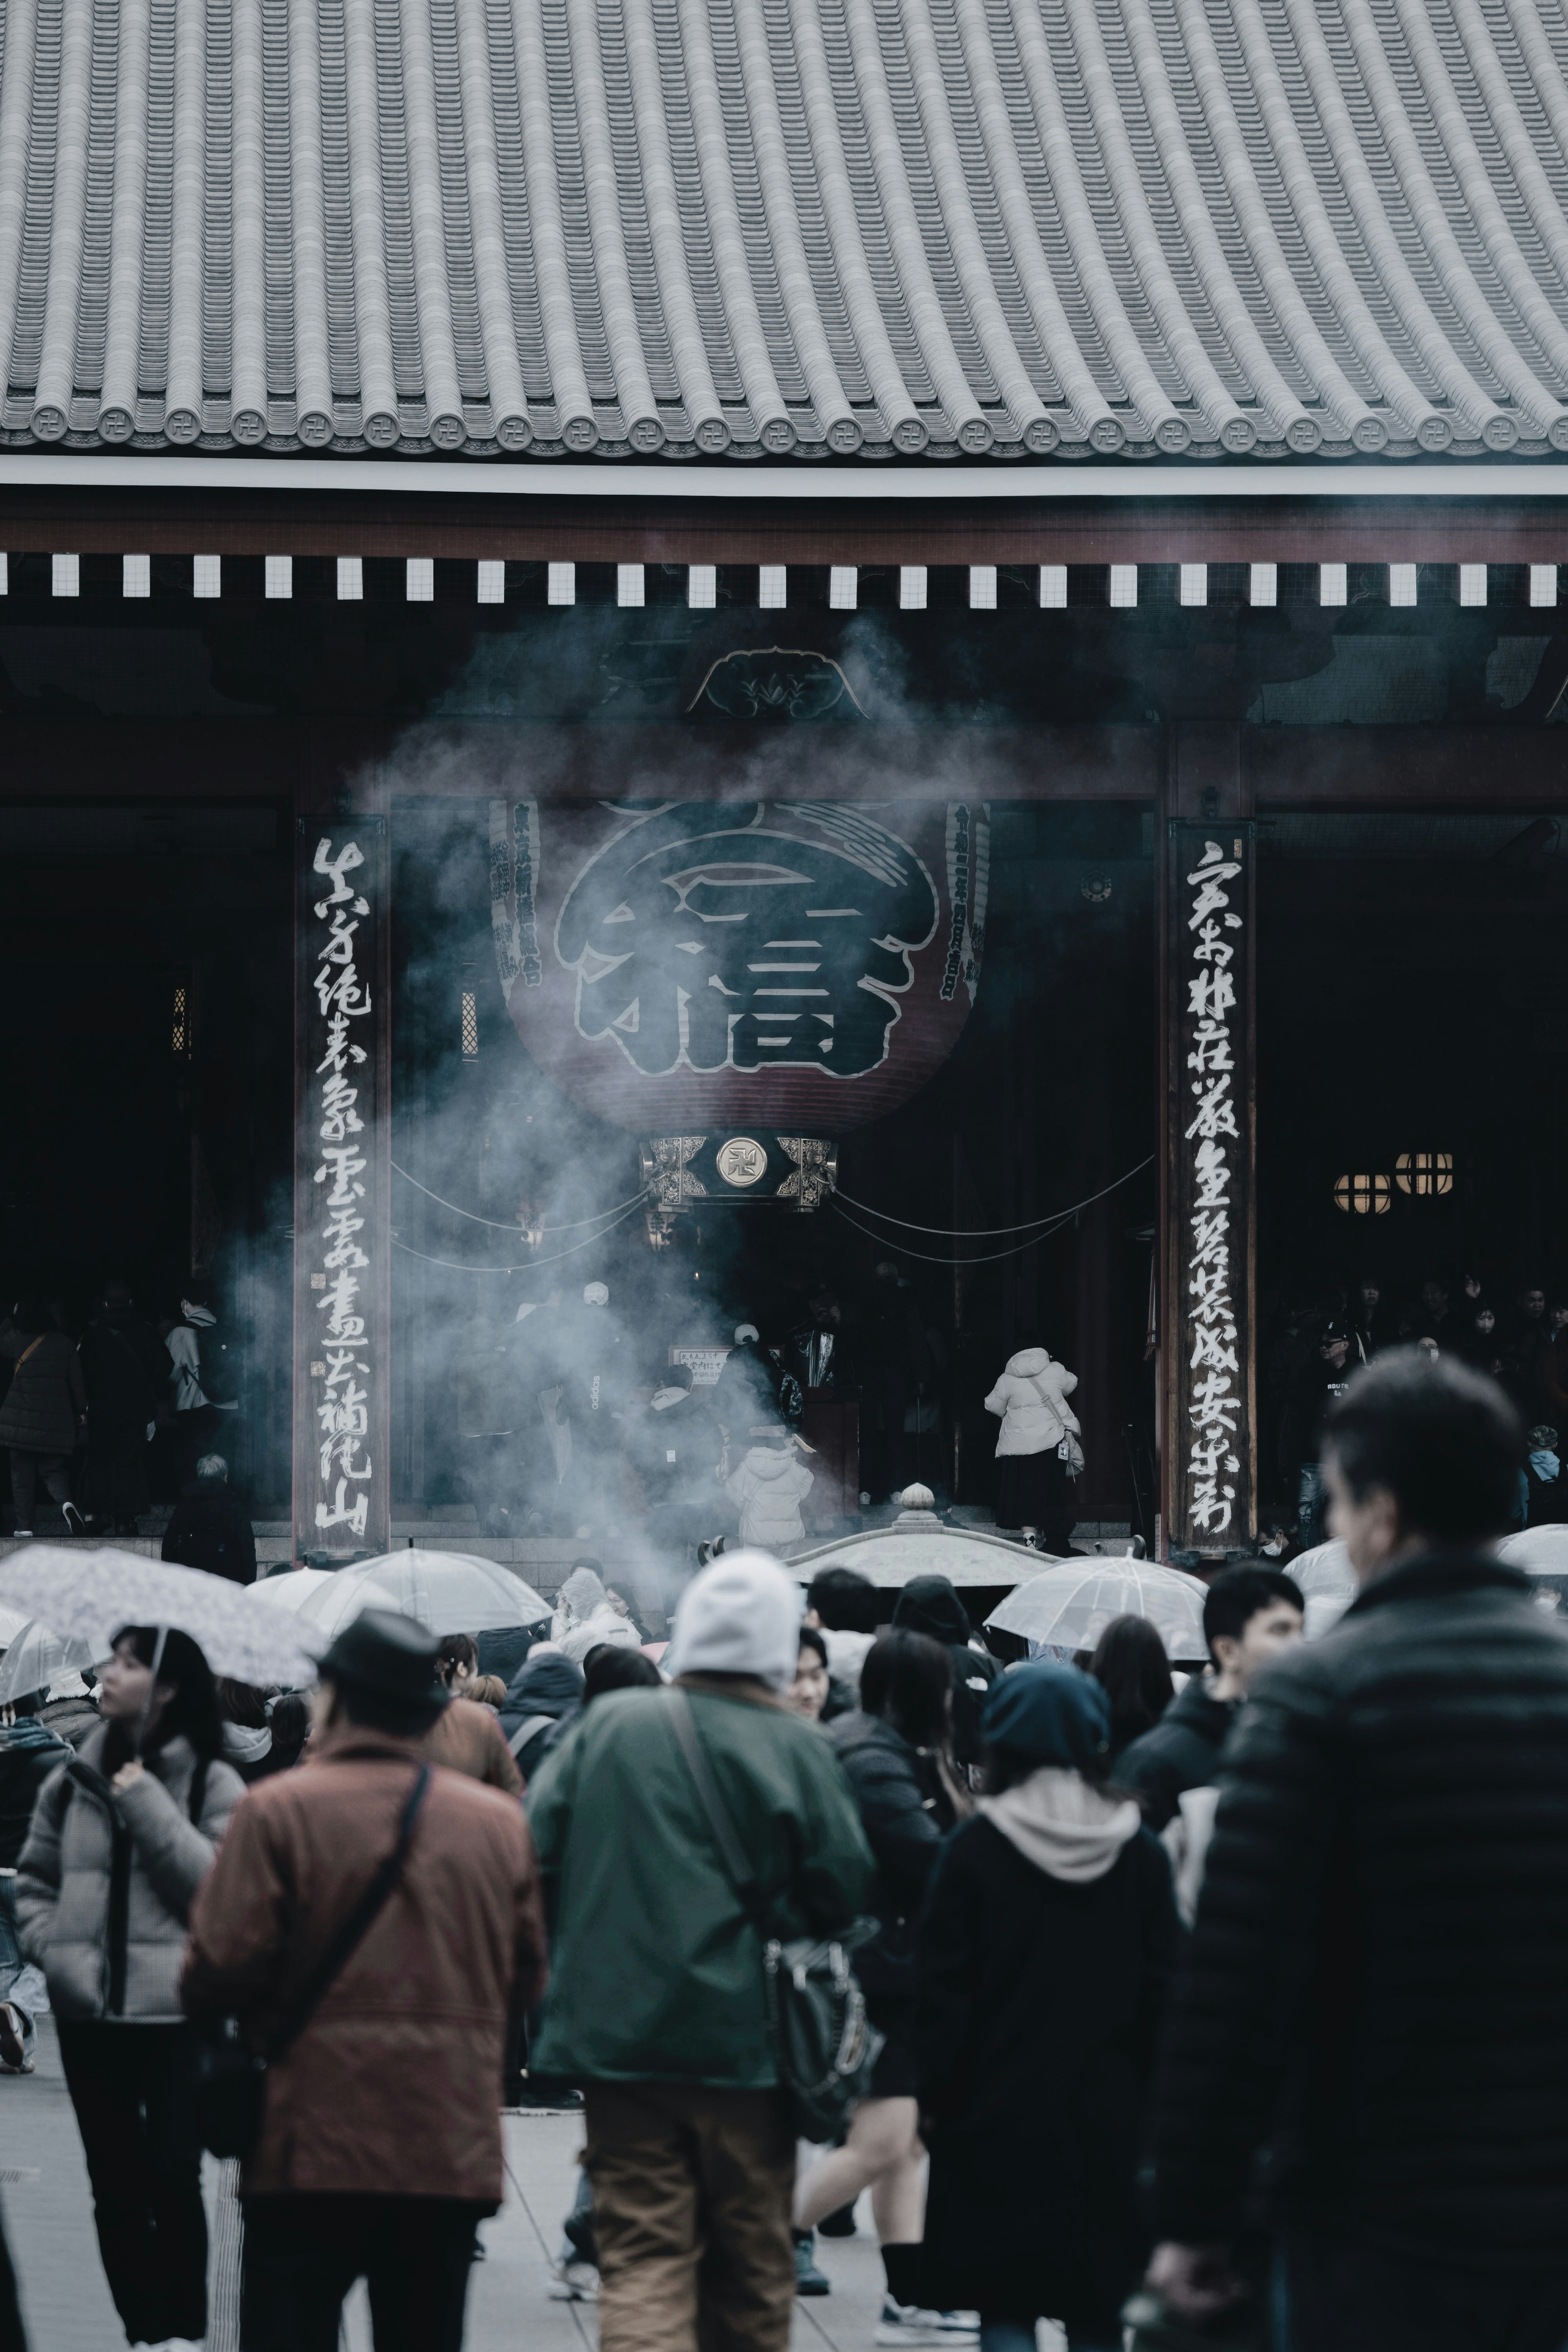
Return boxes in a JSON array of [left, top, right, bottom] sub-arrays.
[[984, 1559, 1209, 1659], [0, 1546, 321, 1689]]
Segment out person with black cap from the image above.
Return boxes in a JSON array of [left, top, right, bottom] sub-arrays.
[[182, 1609, 548, 2352], [890, 1574, 997, 1774], [914, 1661, 1178, 2352]]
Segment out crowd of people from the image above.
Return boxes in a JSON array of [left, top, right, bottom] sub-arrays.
[[1266, 1269, 1568, 1548], [4, 1345, 1567, 2352], [0, 1282, 241, 1544], [449, 1270, 1085, 1570]]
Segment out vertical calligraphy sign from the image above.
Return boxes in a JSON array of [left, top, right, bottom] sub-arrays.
[[1162, 826, 1256, 1561], [294, 820, 391, 1564]]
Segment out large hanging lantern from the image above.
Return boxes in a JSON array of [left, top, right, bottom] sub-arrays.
[[490, 800, 988, 1202]]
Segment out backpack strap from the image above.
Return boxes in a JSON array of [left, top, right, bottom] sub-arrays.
[[188, 1756, 210, 1826], [506, 1712, 556, 1760]]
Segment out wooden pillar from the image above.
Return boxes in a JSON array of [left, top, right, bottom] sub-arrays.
[[293, 817, 392, 1564], [1159, 726, 1257, 1564]]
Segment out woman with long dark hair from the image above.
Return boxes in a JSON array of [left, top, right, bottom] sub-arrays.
[[914, 1661, 1178, 2352], [795, 1629, 971, 2341], [1086, 1615, 1174, 1766], [17, 1625, 242, 2351]]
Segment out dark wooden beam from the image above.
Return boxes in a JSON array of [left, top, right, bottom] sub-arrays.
[[2, 484, 1568, 564]]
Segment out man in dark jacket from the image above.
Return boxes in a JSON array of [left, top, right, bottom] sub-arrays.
[[78, 1282, 169, 1535], [1117, 1567, 1303, 1831], [1148, 1350, 1568, 2352], [160, 1454, 257, 1584], [496, 1648, 584, 1784]]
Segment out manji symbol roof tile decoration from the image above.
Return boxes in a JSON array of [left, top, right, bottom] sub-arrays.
[[6, 0, 1568, 466]]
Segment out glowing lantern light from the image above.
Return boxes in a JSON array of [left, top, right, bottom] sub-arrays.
[[1333, 1173, 1391, 1216], [1394, 1152, 1453, 1198]]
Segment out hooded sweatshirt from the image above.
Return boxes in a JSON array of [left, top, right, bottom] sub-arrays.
[[977, 1766, 1142, 1885], [983, 1348, 1080, 1459], [726, 1446, 814, 1551], [499, 1650, 586, 1781]]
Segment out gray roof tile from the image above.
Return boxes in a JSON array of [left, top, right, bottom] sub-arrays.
[[3, 0, 1568, 462]]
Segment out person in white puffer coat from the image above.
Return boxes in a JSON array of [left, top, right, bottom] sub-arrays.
[[984, 1342, 1081, 1553], [725, 1443, 815, 1553]]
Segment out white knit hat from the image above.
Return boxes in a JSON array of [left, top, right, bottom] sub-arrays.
[[666, 1552, 802, 1694]]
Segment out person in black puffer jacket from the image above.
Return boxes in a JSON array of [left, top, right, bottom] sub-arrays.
[[1148, 1350, 1568, 2352], [497, 1648, 585, 1784], [794, 1630, 964, 2339], [891, 1572, 997, 1773]]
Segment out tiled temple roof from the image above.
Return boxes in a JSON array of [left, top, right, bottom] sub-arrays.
[[5, 0, 1568, 466]]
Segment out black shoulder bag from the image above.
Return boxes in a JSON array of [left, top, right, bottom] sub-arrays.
[[193, 1764, 432, 2161], [668, 1693, 881, 2143]]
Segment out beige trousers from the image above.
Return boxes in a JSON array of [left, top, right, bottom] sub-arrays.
[[584, 2080, 796, 2352]]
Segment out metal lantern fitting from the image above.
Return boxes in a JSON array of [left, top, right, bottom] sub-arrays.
[[1394, 1152, 1454, 1198], [1334, 1172, 1392, 1215]]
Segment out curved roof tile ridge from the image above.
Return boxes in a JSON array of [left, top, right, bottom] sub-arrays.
[[2, 0, 1568, 463]]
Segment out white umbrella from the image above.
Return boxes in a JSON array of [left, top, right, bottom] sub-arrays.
[[291, 1550, 550, 1642], [0, 1619, 100, 1706], [0, 1546, 321, 1689], [0, 1601, 33, 1647], [242, 1567, 367, 1617], [1290, 1539, 1356, 1599], [1497, 1526, 1568, 1575], [985, 1559, 1209, 1659]]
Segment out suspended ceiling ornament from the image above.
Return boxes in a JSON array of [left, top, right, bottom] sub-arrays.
[[687, 648, 865, 720]]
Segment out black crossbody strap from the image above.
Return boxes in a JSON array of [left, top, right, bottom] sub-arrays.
[[270, 1764, 431, 2062], [668, 1694, 769, 1934]]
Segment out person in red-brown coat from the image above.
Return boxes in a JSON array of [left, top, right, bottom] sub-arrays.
[[182, 1610, 548, 2352]]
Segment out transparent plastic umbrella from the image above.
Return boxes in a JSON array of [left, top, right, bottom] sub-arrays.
[[1497, 1526, 1568, 1575], [985, 1560, 1209, 1659], [1290, 1538, 1355, 1595], [1289, 1539, 1357, 1639], [0, 1600, 32, 1648], [242, 1567, 368, 1617], [0, 1618, 100, 1706], [292, 1550, 550, 1642]]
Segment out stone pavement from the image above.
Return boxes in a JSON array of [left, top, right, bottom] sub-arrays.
[[7, 2021, 1066, 2352]]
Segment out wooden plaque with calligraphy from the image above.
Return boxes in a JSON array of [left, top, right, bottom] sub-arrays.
[[1161, 823, 1257, 1562], [293, 819, 391, 1565]]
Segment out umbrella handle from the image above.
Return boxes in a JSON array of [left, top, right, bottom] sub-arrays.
[[134, 1625, 170, 1759]]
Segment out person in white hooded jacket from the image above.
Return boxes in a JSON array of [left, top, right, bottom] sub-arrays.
[[550, 1564, 643, 1664], [983, 1341, 1081, 1552], [726, 1441, 815, 1554]]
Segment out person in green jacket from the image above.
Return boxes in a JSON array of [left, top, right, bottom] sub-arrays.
[[528, 1550, 874, 2352]]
